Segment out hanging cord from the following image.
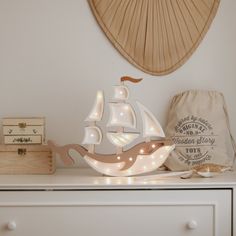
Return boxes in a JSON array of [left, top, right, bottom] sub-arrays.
[[222, 94, 236, 169]]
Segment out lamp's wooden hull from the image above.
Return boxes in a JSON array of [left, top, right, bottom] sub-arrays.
[[48, 140, 175, 176]]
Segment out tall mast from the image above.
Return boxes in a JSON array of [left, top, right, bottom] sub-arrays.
[[107, 76, 142, 154]]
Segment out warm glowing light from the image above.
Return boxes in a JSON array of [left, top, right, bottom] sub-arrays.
[[119, 91, 123, 94], [137, 101, 165, 138], [84, 142, 175, 177], [127, 177, 133, 184], [120, 112, 124, 116], [105, 178, 111, 185], [107, 132, 139, 147], [165, 146, 171, 151], [152, 144, 156, 148], [82, 126, 102, 145], [140, 149, 144, 154], [97, 92, 103, 99], [125, 105, 129, 110], [93, 179, 99, 184]]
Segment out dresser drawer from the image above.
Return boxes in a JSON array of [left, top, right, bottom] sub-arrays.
[[0, 190, 231, 236]]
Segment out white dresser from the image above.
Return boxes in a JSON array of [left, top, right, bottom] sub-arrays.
[[0, 169, 235, 236]]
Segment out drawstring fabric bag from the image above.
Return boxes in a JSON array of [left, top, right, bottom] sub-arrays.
[[164, 90, 236, 171]]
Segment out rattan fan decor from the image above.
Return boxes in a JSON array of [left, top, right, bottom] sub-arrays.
[[89, 0, 220, 75]]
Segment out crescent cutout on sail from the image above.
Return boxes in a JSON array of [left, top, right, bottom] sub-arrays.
[[48, 76, 175, 177]]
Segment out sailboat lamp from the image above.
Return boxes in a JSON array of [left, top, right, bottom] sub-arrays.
[[48, 76, 175, 176]]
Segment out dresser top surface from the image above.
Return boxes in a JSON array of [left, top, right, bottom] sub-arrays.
[[0, 168, 236, 190]]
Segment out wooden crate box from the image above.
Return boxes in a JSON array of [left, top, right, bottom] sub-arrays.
[[0, 145, 55, 174]]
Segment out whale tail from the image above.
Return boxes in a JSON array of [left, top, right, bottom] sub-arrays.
[[48, 140, 89, 166], [48, 140, 75, 165]]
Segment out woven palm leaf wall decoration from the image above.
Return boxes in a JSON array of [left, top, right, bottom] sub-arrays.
[[89, 0, 220, 75]]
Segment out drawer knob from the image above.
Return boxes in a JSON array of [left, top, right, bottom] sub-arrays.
[[7, 221, 17, 230], [187, 220, 198, 230], [18, 122, 26, 128]]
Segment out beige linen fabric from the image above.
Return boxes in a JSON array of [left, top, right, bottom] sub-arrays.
[[165, 90, 236, 171]]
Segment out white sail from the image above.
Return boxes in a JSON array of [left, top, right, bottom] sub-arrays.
[[85, 91, 104, 122], [113, 85, 129, 101], [82, 126, 102, 145], [107, 132, 139, 147], [137, 101, 165, 138], [107, 103, 136, 129]]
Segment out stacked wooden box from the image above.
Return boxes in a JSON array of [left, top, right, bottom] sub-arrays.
[[0, 117, 55, 174], [3, 117, 45, 144]]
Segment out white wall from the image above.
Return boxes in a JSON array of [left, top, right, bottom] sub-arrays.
[[0, 0, 235, 167]]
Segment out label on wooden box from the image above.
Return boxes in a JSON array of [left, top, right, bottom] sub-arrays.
[[0, 145, 55, 174], [3, 117, 45, 126], [4, 136, 42, 144], [3, 117, 45, 144]]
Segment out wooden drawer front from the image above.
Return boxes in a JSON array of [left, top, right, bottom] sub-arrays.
[[3, 126, 44, 136], [3, 117, 44, 126], [0, 190, 231, 236], [4, 135, 42, 144]]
